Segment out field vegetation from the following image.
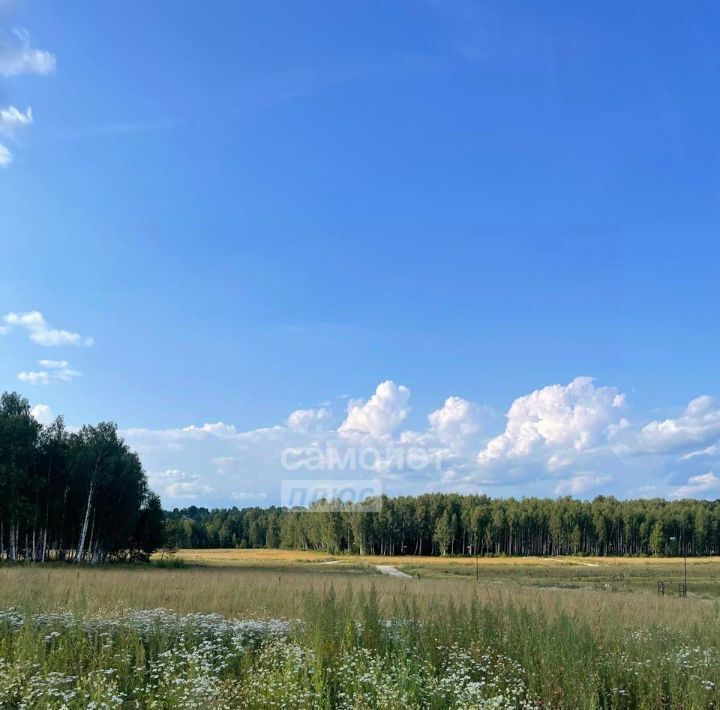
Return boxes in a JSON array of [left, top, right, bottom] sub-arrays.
[[171, 547, 720, 597], [1, 561, 719, 707]]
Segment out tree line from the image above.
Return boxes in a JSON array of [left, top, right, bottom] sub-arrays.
[[165, 494, 720, 557], [0, 392, 163, 563], [6, 382, 715, 562]]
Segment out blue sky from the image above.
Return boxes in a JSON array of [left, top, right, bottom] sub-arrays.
[[1, 1, 719, 506]]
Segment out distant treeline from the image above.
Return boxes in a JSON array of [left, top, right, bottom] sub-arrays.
[[0, 392, 163, 563], [165, 494, 720, 557]]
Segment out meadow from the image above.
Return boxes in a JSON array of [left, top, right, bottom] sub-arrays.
[[172, 547, 720, 597], [1, 555, 719, 707]]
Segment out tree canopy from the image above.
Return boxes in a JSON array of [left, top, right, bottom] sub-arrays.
[[165, 493, 720, 558], [0, 391, 163, 562]]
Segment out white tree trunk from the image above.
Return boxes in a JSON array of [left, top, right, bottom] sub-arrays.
[[77, 479, 95, 563], [8, 522, 16, 562]]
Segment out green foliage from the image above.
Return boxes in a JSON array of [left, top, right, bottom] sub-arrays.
[[153, 556, 189, 569], [650, 520, 666, 556], [166, 493, 720, 558], [1, 585, 719, 708], [0, 391, 162, 563]]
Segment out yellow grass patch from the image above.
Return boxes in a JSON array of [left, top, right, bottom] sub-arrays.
[[168, 547, 720, 568], [159, 548, 720, 597]]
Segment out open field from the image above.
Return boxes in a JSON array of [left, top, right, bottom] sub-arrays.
[[2, 561, 720, 707], [168, 548, 720, 598]]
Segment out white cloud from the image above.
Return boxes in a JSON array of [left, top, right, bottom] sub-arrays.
[[0, 29, 55, 77], [682, 445, 718, 461], [30, 403, 54, 425], [18, 372, 51, 385], [629, 396, 720, 455], [555, 473, 611, 496], [0, 27, 53, 168], [149, 468, 187, 483], [180, 422, 238, 438], [671, 472, 720, 499], [0, 105, 32, 132], [147, 468, 215, 500], [125, 422, 286, 456], [478, 377, 625, 472], [125, 380, 429, 506], [427, 396, 485, 449], [18, 360, 81, 385], [632, 484, 661, 499], [120, 377, 720, 506], [338, 380, 411, 437], [38, 359, 69, 369], [3, 311, 94, 346], [0, 105, 32, 167], [287, 406, 333, 433], [214, 456, 238, 475], [232, 491, 268, 501], [0, 141, 11, 166], [165, 481, 215, 498]]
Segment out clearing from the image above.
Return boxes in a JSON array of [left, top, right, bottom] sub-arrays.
[[164, 548, 720, 597]]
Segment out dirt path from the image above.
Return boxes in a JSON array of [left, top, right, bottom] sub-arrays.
[[376, 565, 413, 579]]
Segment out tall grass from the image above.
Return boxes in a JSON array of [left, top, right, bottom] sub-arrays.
[[0, 565, 718, 707]]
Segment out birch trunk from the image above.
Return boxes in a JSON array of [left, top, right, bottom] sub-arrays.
[[76, 478, 95, 563]]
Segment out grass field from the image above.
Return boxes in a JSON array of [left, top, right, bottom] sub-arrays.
[[1, 554, 720, 707], [169, 548, 720, 598]]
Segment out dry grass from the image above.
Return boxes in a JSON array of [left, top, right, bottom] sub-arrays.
[[163, 548, 720, 597], [168, 547, 720, 567], [168, 548, 343, 566], [0, 563, 717, 632]]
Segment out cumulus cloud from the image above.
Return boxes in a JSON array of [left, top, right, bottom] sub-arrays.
[[18, 359, 81, 385], [338, 380, 411, 437], [124, 380, 430, 506], [120, 378, 720, 506], [628, 396, 720, 455], [0, 28, 55, 76], [3, 311, 94, 346], [148, 468, 215, 500], [478, 377, 625, 472], [555, 473, 612, 496], [166, 481, 215, 498], [287, 406, 333, 433], [671, 472, 720, 499], [30, 403, 54, 425], [427, 396, 485, 449], [180, 422, 239, 438], [149, 468, 187, 483], [125, 421, 287, 457], [0, 141, 10, 165]]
